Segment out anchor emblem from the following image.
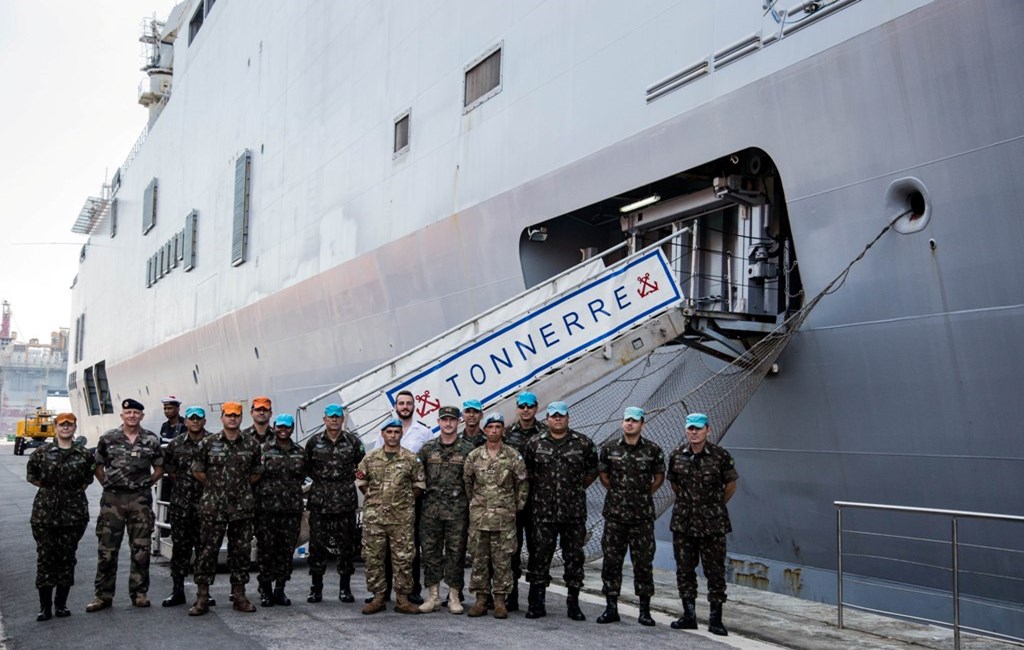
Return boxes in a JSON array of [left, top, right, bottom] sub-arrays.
[[637, 272, 659, 298], [415, 390, 441, 418]]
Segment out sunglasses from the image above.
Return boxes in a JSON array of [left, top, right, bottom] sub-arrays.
[[686, 425, 703, 431], [187, 415, 204, 421], [517, 403, 537, 409]]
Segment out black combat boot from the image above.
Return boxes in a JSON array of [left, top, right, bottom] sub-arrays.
[[671, 598, 698, 629], [53, 586, 71, 618], [506, 583, 519, 612], [37, 587, 53, 622], [638, 595, 655, 626], [596, 595, 619, 624], [259, 581, 274, 607], [566, 587, 586, 621], [307, 574, 323, 603], [162, 577, 186, 607], [708, 602, 728, 636], [524, 583, 546, 619], [273, 580, 291, 606], [339, 574, 355, 602]]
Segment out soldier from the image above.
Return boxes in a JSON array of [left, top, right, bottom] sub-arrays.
[[159, 396, 185, 444], [667, 412, 738, 636], [460, 399, 485, 447], [255, 413, 307, 607], [188, 401, 264, 616], [26, 412, 94, 621], [87, 398, 163, 612], [502, 390, 547, 610], [357, 418, 425, 615], [463, 413, 528, 619], [417, 405, 475, 614], [596, 407, 665, 626], [243, 396, 274, 444], [522, 401, 598, 621], [160, 406, 216, 608], [305, 403, 365, 604]]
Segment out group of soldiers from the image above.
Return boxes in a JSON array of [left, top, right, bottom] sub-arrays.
[[26, 389, 738, 636]]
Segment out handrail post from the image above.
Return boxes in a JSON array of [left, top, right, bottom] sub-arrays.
[[951, 517, 960, 650], [837, 505, 844, 629]]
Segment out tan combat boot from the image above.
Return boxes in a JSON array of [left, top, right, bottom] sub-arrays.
[[493, 593, 508, 619], [85, 596, 112, 613], [394, 593, 421, 614], [447, 589, 464, 615], [231, 585, 256, 612], [466, 592, 489, 617], [419, 584, 441, 613], [361, 593, 386, 615], [188, 584, 210, 616]]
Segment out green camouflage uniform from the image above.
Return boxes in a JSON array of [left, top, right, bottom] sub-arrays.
[[27, 443, 95, 588], [463, 444, 528, 595], [418, 437, 475, 590], [92, 426, 163, 600], [522, 429, 599, 590], [305, 430, 365, 577], [162, 430, 209, 581], [460, 429, 485, 448], [667, 441, 739, 603], [503, 419, 547, 585], [242, 425, 273, 446], [255, 439, 307, 583], [192, 431, 263, 586], [598, 435, 665, 598], [356, 448, 425, 595]]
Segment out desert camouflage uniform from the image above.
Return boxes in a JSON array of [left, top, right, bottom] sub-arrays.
[[192, 431, 263, 587], [598, 435, 665, 598], [92, 426, 163, 601], [27, 443, 94, 588], [162, 429, 209, 581], [463, 444, 528, 595], [305, 430, 365, 578], [503, 419, 547, 586], [522, 429, 598, 590], [255, 440, 307, 583], [418, 437, 475, 590], [356, 448, 425, 595], [667, 441, 739, 603]]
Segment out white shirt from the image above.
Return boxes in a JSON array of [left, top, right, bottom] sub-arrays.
[[374, 419, 436, 453]]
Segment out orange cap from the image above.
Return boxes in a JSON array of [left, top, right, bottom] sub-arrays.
[[222, 401, 243, 416], [251, 396, 272, 410], [55, 412, 77, 425]]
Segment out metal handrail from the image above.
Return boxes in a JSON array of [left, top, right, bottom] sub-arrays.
[[834, 501, 1024, 649]]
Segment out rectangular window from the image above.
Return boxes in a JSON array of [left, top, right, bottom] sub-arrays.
[[111, 168, 122, 195], [83, 367, 100, 416], [176, 230, 185, 261], [166, 240, 175, 270], [143, 178, 158, 234], [464, 44, 502, 111], [394, 111, 410, 155], [110, 197, 118, 238], [184, 210, 198, 271], [94, 361, 114, 414], [158, 247, 165, 278], [232, 150, 252, 266], [189, 4, 204, 44]]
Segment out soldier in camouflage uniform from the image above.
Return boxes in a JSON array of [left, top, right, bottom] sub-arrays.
[[26, 412, 94, 621], [522, 401, 598, 621], [242, 396, 274, 444], [459, 399, 485, 448], [356, 418, 426, 615], [463, 413, 528, 619], [255, 413, 306, 607], [304, 403, 365, 603], [596, 406, 665, 626], [160, 406, 215, 608], [188, 401, 264, 616], [667, 412, 739, 636], [417, 406, 475, 614], [87, 398, 164, 612]]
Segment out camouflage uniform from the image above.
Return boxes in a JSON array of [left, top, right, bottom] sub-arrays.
[[162, 430, 209, 581], [356, 448, 426, 595], [460, 429, 485, 448], [418, 437, 475, 590], [305, 430, 365, 578], [92, 426, 163, 601], [522, 429, 598, 590], [255, 440, 307, 583], [242, 425, 273, 446], [27, 443, 94, 588], [598, 436, 666, 598], [463, 444, 528, 595], [503, 419, 548, 586], [192, 431, 263, 587], [667, 441, 739, 603]]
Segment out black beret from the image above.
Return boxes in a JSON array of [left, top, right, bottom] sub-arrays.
[[122, 398, 145, 411]]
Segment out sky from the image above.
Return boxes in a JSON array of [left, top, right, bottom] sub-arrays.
[[0, 0, 178, 343]]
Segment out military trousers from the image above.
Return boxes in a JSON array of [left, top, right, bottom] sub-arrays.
[[419, 515, 468, 589], [93, 489, 155, 600], [601, 518, 655, 598], [673, 533, 728, 603], [468, 528, 516, 595], [256, 511, 302, 583], [362, 521, 414, 596], [527, 520, 586, 590], [194, 517, 254, 587], [307, 510, 357, 577], [513, 506, 533, 583], [168, 506, 202, 580], [32, 522, 88, 589]]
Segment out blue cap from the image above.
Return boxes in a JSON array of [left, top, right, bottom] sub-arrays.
[[483, 412, 505, 426], [517, 391, 538, 406], [685, 413, 709, 428], [546, 401, 568, 416], [380, 417, 403, 431], [275, 413, 295, 428], [324, 403, 344, 417], [623, 407, 645, 421], [184, 406, 206, 419], [462, 399, 483, 411]]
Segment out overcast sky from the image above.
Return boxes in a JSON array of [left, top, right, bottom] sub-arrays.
[[0, 0, 178, 343]]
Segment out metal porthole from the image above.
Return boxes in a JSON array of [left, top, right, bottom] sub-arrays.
[[886, 177, 930, 234]]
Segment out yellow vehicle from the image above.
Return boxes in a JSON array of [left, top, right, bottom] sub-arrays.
[[13, 407, 56, 456]]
